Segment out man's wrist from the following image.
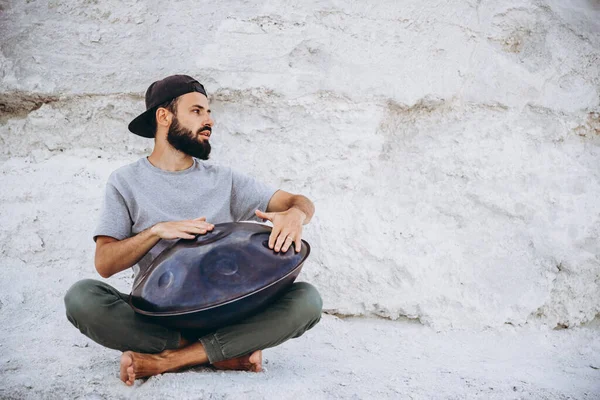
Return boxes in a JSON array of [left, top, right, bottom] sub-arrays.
[[149, 224, 161, 239]]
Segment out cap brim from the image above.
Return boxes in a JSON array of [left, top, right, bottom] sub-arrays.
[[128, 108, 156, 138]]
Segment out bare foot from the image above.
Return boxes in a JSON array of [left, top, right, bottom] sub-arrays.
[[120, 352, 134, 385], [118, 342, 210, 385], [119, 350, 176, 386], [212, 350, 263, 372]]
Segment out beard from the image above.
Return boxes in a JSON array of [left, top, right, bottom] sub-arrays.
[[166, 116, 212, 160]]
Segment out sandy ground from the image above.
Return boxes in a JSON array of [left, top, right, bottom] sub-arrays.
[[1, 310, 599, 399]]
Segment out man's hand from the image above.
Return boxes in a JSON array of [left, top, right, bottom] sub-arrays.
[[255, 208, 306, 253], [150, 217, 214, 240]]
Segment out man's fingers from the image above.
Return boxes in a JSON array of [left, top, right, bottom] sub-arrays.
[[281, 235, 295, 253], [255, 210, 274, 222], [269, 226, 281, 249], [196, 222, 214, 230], [274, 231, 291, 252], [295, 236, 302, 253], [180, 224, 212, 236], [184, 222, 214, 231], [182, 223, 212, 231], [191, 220, 213, 227], [188, 218, 213, 232]]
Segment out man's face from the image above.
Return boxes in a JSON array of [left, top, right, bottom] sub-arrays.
[[166, 92, 214, 160]]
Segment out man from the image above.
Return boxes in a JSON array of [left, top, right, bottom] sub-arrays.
[[64, 75, 322, 386]]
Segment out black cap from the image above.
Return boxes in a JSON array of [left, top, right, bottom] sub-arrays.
[[128, 74, 207, 138]]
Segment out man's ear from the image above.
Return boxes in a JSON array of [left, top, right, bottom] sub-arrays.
[[156, 107, 172, 128]]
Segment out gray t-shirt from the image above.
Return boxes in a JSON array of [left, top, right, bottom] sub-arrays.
[[93, 157, 277, 277]]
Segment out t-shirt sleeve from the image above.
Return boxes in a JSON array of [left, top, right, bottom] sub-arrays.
[[230, 168, 277, 222], [92, 175, 133, 242]]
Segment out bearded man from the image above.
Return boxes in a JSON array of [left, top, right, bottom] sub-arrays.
[[63, 75, 322, 386]]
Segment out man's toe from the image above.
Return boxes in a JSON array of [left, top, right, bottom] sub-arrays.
[[127, 365, 136, 385]]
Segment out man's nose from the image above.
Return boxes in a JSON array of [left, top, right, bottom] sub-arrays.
[[204, 114, 214, 127]]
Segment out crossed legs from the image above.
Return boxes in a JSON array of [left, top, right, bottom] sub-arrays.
[[64, 279, 322, 385]]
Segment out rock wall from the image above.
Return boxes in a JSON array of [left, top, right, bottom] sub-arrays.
[[1, 0, 599, 329]]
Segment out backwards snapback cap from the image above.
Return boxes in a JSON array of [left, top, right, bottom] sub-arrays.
[[128, 74, 207, 138]]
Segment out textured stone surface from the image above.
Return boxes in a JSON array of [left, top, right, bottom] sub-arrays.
[[1, 0, 599, 333]]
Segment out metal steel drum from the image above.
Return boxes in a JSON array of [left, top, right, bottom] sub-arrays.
[[129, 222, 310, 331]]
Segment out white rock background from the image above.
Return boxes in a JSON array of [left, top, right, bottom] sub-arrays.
[[1, 0, 600, 333]]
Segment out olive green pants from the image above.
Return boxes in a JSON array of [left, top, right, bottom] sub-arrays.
[[64, 279, 322, 363]]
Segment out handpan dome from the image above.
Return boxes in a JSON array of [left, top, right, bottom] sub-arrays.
[[129, 222, 310, 330]]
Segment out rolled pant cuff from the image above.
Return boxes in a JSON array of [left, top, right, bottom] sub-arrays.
[[199, 333, 226, 363]]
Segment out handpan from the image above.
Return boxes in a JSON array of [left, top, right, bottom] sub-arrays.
[[129, 222, 310, 331]]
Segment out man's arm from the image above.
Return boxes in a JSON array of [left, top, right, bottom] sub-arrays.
[[255, 190, 315, 253], [95, 230, 160, 278], [95, 217, 214, 278]]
